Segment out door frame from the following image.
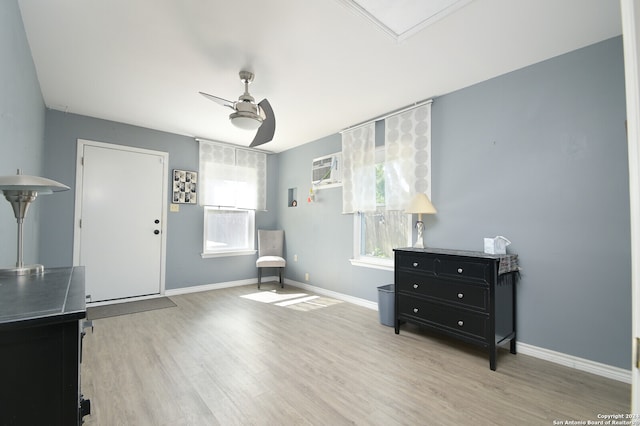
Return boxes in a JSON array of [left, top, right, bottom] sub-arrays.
[[72, 139, 169, 300], [621, 0, 640, 412]]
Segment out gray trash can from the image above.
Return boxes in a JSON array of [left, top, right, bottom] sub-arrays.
[[377, 284, 395, 327]]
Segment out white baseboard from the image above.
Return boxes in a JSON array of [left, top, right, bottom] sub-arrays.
[[284, 278, 379, 310], [164, 277, 261, 296], [516, 342, 631, 384], [165, 277, 378, 309], [164, 278, 631, 384]]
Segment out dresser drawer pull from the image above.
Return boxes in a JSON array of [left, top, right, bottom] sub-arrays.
[[413, 262, 419, 267], [457, 320, 464, 327], [457, 267, 463, 274], [413, 283, 419, 289], [457, 293, 464, 299], [413, 308, 419, 314]]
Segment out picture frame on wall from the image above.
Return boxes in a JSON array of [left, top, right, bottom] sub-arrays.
[[172, 169, 197, 204]]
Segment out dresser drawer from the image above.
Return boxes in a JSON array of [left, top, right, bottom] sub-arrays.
[[396, 253, 436, 274], [397, 273, 488, 311], [436, 257, 489, 283], [398, 295, 488, 341]]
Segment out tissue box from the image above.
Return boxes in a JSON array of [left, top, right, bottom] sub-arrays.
[[484, 236, 510, 255]]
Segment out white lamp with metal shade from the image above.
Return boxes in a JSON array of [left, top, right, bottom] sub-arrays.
[[0, 169, 69, 276], [405, 193, 437, 248]]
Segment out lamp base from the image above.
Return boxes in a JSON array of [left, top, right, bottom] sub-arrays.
[[0, 264, 44, 276], [414, 221, 425, 248]]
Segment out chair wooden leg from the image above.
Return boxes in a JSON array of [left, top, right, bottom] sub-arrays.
[[279, 268, 283, 288], [257, 268, 261, 289]]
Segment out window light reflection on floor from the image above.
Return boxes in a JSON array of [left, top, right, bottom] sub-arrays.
[[240, 291, 307, 304], [240, 289, 343, 311], [275, 295, 319, 307]]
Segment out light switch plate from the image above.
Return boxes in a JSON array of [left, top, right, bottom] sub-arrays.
[[170, 204, 180, 212]]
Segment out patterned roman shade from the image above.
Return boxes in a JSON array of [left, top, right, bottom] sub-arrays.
[[341, 101, 432, 213], [199, 140, 267, 210], [384, 102, 432, 210], [341, 122, 376, 213]]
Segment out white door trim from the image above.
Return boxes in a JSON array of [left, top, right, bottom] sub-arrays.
[[621, 0, 640, 412], [73, 138, 169, 298]]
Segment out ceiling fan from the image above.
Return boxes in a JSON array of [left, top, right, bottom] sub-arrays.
[[199, 71, 276, 148]]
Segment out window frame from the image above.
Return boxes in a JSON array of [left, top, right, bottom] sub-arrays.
[[349, 147, 412, 270], [201, 207, 256, 258]]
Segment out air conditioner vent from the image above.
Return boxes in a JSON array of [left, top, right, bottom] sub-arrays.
[[312, 153, 342, 187]]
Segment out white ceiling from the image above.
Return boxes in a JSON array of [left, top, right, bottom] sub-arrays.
[[17, 0, 622, 153]]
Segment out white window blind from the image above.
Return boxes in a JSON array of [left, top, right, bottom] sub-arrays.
[[199, 141, 267, 210]]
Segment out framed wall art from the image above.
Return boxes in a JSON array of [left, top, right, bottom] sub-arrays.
[[172, 169, 197, 204]]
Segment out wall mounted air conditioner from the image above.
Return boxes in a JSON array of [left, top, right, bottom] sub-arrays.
[[312, 152, 342, 188]]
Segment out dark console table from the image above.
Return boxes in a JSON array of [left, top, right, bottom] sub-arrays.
[[0, 267, 90, 425], [394, 248, 519, 370]]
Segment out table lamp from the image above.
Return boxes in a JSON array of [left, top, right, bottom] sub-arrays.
[[405, 193, 437, 248], [0, 169, 69, 275]]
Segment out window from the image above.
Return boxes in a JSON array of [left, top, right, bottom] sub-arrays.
[[198, 140, 266, 257], [343, 102, 432, 270], [203, 207, 255, 257], [352, 148, 411, 269]]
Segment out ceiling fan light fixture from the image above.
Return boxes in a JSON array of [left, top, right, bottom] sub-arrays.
[[201, 70, 275, 144], [229, 111, 263, 130]]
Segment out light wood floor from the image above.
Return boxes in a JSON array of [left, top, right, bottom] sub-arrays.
[[81, 283, 630, 426]]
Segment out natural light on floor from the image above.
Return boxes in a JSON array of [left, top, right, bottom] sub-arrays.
[[241, 291, 308, 304], [240, 290, 343, 311]]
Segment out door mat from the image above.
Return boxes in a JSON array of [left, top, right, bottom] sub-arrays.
[[87, 297, 177, 320]]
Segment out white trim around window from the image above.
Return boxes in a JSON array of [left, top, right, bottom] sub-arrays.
[[350, 213, 394, 270], [201, 207, 256, 258], [349, 213, 412, 271], [348, 146, 412, 270]]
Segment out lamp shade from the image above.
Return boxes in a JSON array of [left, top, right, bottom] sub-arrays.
[[0, 173, 69, 194], [405, 193, 437, 214]]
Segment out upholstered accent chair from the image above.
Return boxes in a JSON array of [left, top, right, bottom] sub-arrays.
[[256, 230, 285, 289]]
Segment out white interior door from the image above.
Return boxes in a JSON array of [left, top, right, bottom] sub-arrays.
[[621, 0, 640, 412], [74, 140, 168, 302]]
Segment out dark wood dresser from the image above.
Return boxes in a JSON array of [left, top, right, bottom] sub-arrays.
[[394, 248, 519, 370], [0, 267, 89, 425]]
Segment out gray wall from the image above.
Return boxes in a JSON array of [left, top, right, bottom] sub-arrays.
[[41, 111, 279, 290], [431, 36, 629, 369], [277, 37, 630, 369], [0, 0, 46, 268], [276, 135, 394, 301]]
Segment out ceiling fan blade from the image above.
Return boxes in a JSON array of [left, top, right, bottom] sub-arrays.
[[199, 91, 235, 109], [250, 99, 275, 147]]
